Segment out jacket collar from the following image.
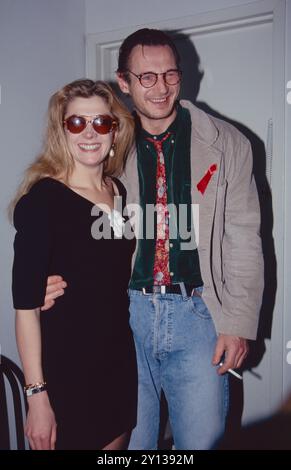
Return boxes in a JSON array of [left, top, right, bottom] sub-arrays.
[[180, 99, 219, 146]]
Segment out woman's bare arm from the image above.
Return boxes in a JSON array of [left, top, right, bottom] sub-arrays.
[[15, 309, 57, 450]]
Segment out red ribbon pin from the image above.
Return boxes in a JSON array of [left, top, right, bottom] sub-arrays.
[[197, 164, 217, 195]]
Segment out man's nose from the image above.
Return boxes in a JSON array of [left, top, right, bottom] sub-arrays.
[[155, 74, 168, 93]]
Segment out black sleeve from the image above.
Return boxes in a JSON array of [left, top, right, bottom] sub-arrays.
[[12, 186, 52, 309]]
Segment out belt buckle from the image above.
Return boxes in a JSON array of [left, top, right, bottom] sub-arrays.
[[141, 285, 166, 295], [153, 285, 166, 294]]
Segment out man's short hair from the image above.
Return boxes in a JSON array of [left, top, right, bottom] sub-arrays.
[[117, 28, 180, 78]]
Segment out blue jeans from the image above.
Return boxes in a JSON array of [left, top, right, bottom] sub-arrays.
[[128, 286, 229, 450]]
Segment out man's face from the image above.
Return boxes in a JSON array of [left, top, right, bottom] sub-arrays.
[[117, 45, 180, 133]]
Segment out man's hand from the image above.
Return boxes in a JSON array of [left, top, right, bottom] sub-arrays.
[[212, 334, 249, 375], [41, 275, 67, 311]]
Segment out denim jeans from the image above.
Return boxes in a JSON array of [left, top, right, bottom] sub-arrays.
[[128, 286, 229, 450]]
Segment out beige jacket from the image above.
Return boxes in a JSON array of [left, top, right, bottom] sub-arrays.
[[120, 100, 264, 340]]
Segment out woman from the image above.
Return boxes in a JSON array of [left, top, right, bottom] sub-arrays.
[[11, 79, 137, 450]]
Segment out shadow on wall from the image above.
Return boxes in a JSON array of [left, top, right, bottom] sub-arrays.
[[0, 355, 27, 450]]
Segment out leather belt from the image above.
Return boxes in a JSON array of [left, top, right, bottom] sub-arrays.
[[139, 284, 202, 297]]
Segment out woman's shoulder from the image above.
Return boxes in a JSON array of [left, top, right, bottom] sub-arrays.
[[30, 177, 62, 195], [17, 178, 58, 207], [14, 178, 58, 227]]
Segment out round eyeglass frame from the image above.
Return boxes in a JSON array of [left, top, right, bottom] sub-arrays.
[[126, 69, 182, 88]]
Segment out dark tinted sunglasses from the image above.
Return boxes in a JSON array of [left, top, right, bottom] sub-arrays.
[[64, 114, 118, 134]]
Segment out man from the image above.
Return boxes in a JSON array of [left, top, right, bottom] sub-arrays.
[[44, 29, 264, 449]]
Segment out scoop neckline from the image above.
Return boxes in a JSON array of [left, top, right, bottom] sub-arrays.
[[43, 177, 120, 213]]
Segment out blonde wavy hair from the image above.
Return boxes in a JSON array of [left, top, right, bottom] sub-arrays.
[[10, 79, 134, 217]]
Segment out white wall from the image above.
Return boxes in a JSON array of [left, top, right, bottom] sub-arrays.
[[0, 0, 85, 449], [86, 0, 259, 33]]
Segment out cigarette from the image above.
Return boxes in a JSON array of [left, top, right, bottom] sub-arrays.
[[219, 362, 243, 380]]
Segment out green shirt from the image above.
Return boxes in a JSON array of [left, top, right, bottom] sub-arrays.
[[129, 103, 203, 289]]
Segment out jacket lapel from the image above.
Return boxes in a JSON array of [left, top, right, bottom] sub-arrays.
[[191, 140, 222, 250], [180, 101, 223, 251]]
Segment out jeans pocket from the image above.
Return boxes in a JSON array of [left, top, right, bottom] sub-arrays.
[[190, 295, 212, 320], [128, 291, 145, 332]]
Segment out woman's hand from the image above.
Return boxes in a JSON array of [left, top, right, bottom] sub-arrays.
[[25, 392, 57, 450]]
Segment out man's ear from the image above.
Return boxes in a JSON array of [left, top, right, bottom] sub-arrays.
[[116, 72, 130, 95]]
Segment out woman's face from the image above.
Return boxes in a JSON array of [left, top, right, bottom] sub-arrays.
[[64, 96, 115, 169]]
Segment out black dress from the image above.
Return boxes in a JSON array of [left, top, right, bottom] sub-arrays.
[[12, 177, 137, 450]]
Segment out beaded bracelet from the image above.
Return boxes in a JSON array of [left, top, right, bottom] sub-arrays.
[[24, 381, 47, 397]]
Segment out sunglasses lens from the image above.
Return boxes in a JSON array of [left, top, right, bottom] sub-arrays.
[[66, 116, 86, 134], [65, 115, 117, 134], [92, 116, 115, 134]]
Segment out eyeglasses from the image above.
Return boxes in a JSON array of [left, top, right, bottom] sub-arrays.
[[126, 69, 182, 88], [63, 114, 118, 134]]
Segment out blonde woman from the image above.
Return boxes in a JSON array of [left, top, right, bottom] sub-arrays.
[[11, 79, 137, 450]]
